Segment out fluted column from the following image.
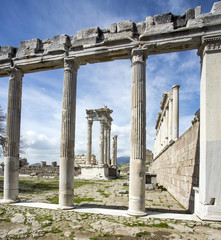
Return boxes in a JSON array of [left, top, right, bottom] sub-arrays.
[[86, 120, 93, 165], [99, 120, 105, 165], [111, 135, 117, 166], [172, 84, 180, 140], [128, 48, 147, 216], [107, 126, 111, 166], [59, 58, 79, 209], [2, 67, 23, 204], [168, 98, 173, 142], [104, 124, 107, 166]]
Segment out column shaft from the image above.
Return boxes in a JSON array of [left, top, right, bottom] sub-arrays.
[[196, 37, 221, 221], [104, 125, 107, 165], [3, 67, 23, 203], [59, 59, 78, 209], [86, 120, 93, 165], [99, 121, 104, 165], [172, 85, 180, 140], [128, 48, 147, 216], [168, 99, 173, 142], [107, 127, 111, 166]]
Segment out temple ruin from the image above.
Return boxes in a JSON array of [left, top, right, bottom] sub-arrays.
[[0, 1, 221, 220]]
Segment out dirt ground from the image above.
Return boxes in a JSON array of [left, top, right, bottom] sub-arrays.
[[0, 175, 221, 240]]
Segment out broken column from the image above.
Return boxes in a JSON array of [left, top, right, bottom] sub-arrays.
[[2, 67, 23, 204], [59, 58, 79, 209], [128, 48, 147, 216], [111, 135, 118, 167], [196, 36, 221, 221], [172, 84, 180, 140], [86, 120, 93, 165]]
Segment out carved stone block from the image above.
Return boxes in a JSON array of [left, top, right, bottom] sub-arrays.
[[117, 20, 134, 32], [0, 46, 16, 61], [16, 38, 41, 58]]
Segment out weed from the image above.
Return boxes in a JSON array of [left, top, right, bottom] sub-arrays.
[[51, 227, 62, 233], [97, 189, 110, 198], [136, 231, 151, 237], [89, 237, 98, 240], [46, 195, 59, 204]]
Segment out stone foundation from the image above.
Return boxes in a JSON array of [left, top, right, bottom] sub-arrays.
[[150, 119, 200, 212]]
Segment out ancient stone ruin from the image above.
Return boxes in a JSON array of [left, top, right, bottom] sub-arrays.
[[0, 1, 221, 220]]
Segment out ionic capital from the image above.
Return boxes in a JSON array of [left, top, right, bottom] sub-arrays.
[[131, 48, 147, 66], [198, 35, 221, 57], [64, 58, 79, 73]]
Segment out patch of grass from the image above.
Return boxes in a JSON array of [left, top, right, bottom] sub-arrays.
[[89, 237, 98, 240], [74, 180, 97, 189], [35, 214, 53, 223], [19, 180, 59, 193], [153, 222, 171, 228], [136, 231, 151, 237], [99, 232, 111, 237], [0, 217, 10, 222], [51, 227, 62, 233], [147, 199, 153, 202], [46, 195, 59, 204], [74, 197, 99, 204], [97, 189, 110, 198]]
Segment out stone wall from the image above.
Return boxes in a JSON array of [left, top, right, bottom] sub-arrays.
[[150, 118, 199, 212]]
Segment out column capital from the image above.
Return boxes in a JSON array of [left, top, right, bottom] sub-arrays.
[[8, 67, 24, 78], [64, 58, 79, 72], [172, 84, 180, 90], [131, 48, 147, 66], [87, 119, 93, 125], [198, 35, 221, 57]]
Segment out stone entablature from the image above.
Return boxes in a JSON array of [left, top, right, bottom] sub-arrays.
[[154, 85, 180, 158], [1, 2, 221, 77]]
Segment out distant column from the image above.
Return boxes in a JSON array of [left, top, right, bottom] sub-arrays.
[[172, 84, 180, 140], [86, 120, 93, 165], [107, 126, 111, 166], [111, 135, 118, 166], [3, 67, 23, 204], [128, 48, 147, 216], [99, 120, 105, 165], [59, 58, 79, 209], [168, 98, 173, 142], [104, 124, 107, 166]]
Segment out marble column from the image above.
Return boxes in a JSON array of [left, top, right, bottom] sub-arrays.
[[99, 120, 105, 165], [128, 48, 147, 216], [59, 58, 79, 209], [86, 120, 93, 165], [172, 84, 180, 140], [107, 126, 111, 166], [2, 67, 23, 204], [104, 124, 107, 166], [111, 135, 117, 166], [168, 98, 173, 142], [196, 36, 221, 221], [165, 107, 169, 145]]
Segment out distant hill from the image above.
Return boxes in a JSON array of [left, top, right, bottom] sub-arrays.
[[117, 156, 130, 166], [30, 163, 41, 166]]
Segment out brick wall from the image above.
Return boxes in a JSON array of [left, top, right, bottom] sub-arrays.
[[150, 120, 199, 212]]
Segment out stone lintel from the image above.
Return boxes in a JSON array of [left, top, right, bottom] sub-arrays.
[[0, 3, 221, 77]]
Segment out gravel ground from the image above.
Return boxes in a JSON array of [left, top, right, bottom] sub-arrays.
[[0, 175, 221, 239]]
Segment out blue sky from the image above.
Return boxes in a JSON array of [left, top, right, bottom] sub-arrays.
[[0, 0, 217, 164]]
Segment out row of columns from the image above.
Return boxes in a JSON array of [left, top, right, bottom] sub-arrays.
[[2, 36, 221, 218], [154, 85, 180, 157], [86, 118, 117, 167]]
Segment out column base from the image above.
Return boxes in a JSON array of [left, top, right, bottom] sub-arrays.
[[1, 198, 20, 204], [127, 210, 148, 217], [58, 204, 75, 210], [195, 202, 221, 221]]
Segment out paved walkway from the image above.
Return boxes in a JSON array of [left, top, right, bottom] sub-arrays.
[[6, 200, 201, 221]]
